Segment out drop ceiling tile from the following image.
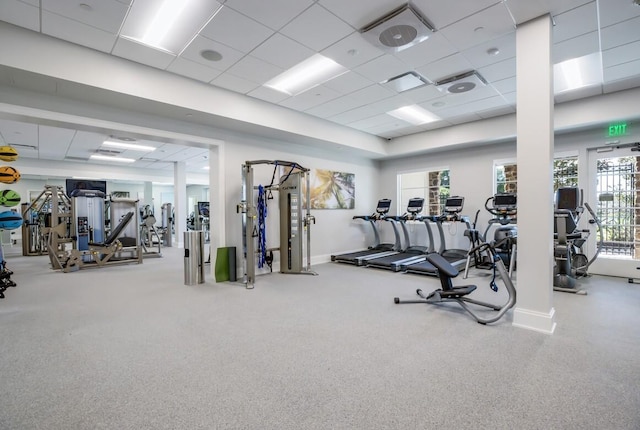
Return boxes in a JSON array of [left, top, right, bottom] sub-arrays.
[[553, 31, 600, 64], [279, 85, 341, 111], [180, 36, 245, 72], [503, 0, 592, 25], [250, 33, 314, 69], [38, 125, 75, 160], [112, 38, 175, 69], [210, 73, 260, 94], [445, 112, 482, 125], [280, 4, 354, 51], [460, 32, 515, 69], [349, 114, 398, 131], [603, 75, 640, 94], [477, 105, 516, 119], [553, 1, 598, 43], [327, 105, 381, 125], [477, 57, 516, 83], [601, 16, 640, 50], [199, 7, 273, 54], [322, 31, 384, 69], [394, 32, 458, 69], [224, 0, 314, 31], [17, 0, 39, 5], [166, 57, 222, 83], [490, 76, 516, 95], [247, 86, 291, 104], [598, 0, 640, 27], [602, 40, 640, 69], [226, 56, 284, 84], [318, 0, 405, 29], [400, 84, 443, 104], [354, 54, 411, 83], [412, 0, 500, 29], [438, 3, 515, 51], [42, 11, 117, 53], [322, 71, 374, 94], [41, 0, 128, 33], [0, 0, 40, 31], [415, 53, 474, 82], [604, 58, 640, 82], [0, 119, 38, 146]]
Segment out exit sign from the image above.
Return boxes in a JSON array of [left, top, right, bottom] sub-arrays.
[[608, 123, 628, 137]]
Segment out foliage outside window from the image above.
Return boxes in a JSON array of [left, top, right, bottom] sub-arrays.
[[554, 156, 578, 190], [398, 169, 450, 216], [495, 162, 517, 194]]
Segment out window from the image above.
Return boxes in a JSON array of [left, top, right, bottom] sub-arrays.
[[494, 162, 517, 194], [596, 156, 639, 258], [554, 156, 578, 190], [398, 168, 450, 215]]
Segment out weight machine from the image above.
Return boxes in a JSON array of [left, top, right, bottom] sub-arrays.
[[139, 204, 162, 257], [21, 185, 71, 256], [238, 160, 317, 288]]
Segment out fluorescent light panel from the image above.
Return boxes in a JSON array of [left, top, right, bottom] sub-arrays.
[[103, 140, 156, 152], [120, 0, 222, 54], [554, 52, 602, 93], [264, 54, 348, 96], [387, 105, 440, 125], [90, 154, 136, 163]]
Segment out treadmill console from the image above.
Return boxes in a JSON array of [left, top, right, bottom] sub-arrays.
[[494, 193, 517, 212], [444, 196, 464, 214], [376, 199, 392, 214], [407, 197, 425, 213]]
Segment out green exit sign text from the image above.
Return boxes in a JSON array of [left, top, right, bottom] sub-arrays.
[[608, 123, 628, 137]]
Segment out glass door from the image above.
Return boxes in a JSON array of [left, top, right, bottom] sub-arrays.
[[588, 147, 640, 279]]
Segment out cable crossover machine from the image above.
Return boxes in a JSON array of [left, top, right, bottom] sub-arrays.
[[238, 160, 317, 288]]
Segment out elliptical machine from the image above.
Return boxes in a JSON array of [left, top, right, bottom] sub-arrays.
[[464, 193, 517, 278], [553, 187, 602, 294]]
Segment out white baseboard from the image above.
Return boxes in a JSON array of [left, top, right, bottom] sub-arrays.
[[512, 307, 557, 334]]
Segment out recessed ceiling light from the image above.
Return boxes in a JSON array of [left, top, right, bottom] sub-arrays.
[[103, 140, 156, 151], [200, 49, 223, 61], [264, 54, 348, 96], [387, 105, 440, 125], [90, 154, 136, 163], [79, 3, 92, 12], [487, 47, 500, 56], [120, 0, 223, 55]]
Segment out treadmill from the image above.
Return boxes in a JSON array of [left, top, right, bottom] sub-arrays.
[[403, 196, 471, 276], [331, 199, 401, 266], [365, 197, 430, 272]]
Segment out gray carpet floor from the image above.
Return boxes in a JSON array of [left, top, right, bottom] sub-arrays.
[[1, 246, 639, 430]]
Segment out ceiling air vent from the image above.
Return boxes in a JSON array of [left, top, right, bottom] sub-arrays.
[[96, 148, 122, 155], [435, 71, 487, 94], [360, 3, 435, 53], [382, 71, 430, 92]]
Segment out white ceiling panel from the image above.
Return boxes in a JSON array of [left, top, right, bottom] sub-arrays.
[[460, 32, 516, 70], [490, 77, 517, 96], [602, 40, 640, 69], [112, 38, 175, 69], [438, 3, 515, 51], [224, 0, 314, 31], [180, 36, 245, 72], [278, 85, 341, 111], [603, 75, 640, 94], [598, 0, 640, 28], [354, 55, 412, 84], [322, 32, 384, 69], [210, 73, 260, 94], [323, 72, 375, 95], [416, 53, 475, 82], [446, 112, 482, 125], [247, 86, 291, 104], [553, 31, 600, 64], [604, 58, 640, 83], [504, 0, 593, 25], [0, 0, 39, 32], [327, 105, 382, 125], [41, 11, 117, 53], [394, 33, 458, 69], [553, 2, 598, 43], [199, 7, 273, 54], [400, 84, 444, 104], [0, 120, 38, 146], [477, 105, 516, 119], [413, 0, 501, 29], [349, 114, 399, 131], [600, 16, 640, 50], [166, 58, 222, 83], [478, 57, 516, 83], [38, 125, 76, 160], [250, 33, 314, 69], [280, 4, 354, 51], [226, 56, 284, 85], [318, 0, 405, 29], [41, 0, 128, 33]]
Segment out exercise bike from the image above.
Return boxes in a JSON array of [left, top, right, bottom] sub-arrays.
[[394, 238, 517, 325]]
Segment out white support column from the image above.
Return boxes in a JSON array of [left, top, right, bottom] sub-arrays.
[[143, 181, 153, 212], [513, 15, 557, 334], [208, 143, 226, 277], [174, 161, 187, 248]]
